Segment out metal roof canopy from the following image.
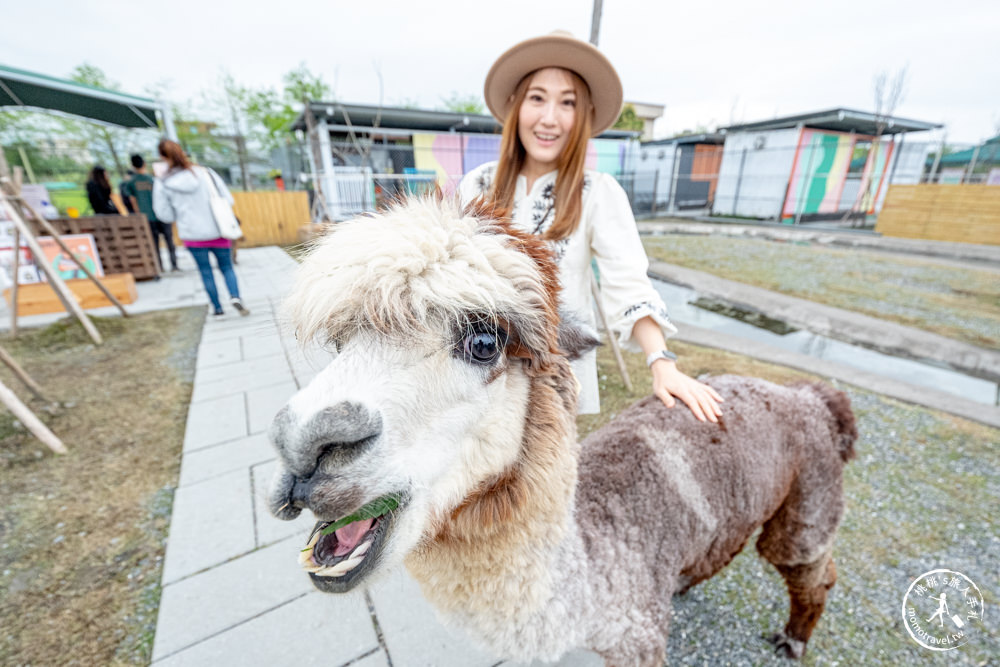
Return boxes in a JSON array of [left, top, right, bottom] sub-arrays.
[[0, 63, 161, 130], [293, 101, 640, 140], [642, 133, 725, 146], [932, 135, 1000, 166], [720, 108, 942, 136]]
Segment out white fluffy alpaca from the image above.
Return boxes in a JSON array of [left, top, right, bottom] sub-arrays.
[[268, 198, 855, 666]]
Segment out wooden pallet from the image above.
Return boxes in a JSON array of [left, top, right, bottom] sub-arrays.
[[3, 273, 138, 315], [31, 215, 161, 280]]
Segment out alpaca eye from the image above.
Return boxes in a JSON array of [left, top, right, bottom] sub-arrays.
[[462, 331, 501, 365]]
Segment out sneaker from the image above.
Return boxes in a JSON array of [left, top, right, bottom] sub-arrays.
[[231, 297, 250, 316], [209, 305, 224, 317]]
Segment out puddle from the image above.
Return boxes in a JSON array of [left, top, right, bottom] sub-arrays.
[[652, 279, 999, 406], [690, 297, 799, 335]]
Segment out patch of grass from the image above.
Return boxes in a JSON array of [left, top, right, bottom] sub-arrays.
[[642, 235, 1000, 349], [0, 307, 203, 666], [577, 338, 811, 438], [49, 188, 91, 216]]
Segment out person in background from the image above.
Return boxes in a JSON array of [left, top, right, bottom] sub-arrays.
[[85, 165, 118, 215], [125, 154, 178, 272], [459, 32, 722, 422], [270, 169, 286, 191], [152, 139, 249, 317], [119, 169, 136, 213]]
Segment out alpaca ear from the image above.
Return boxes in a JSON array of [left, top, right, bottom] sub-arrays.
[[557, 310, 600, 360]]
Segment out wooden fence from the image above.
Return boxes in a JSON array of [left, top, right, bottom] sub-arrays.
[[231, 191, 309, 247], [875, 184, 1000, 246]]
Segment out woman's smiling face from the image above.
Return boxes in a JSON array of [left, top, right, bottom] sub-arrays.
[[517, 67, 577, 174]]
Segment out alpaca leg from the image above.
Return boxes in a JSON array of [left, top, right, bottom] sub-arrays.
[[765, 552, 837, 659]]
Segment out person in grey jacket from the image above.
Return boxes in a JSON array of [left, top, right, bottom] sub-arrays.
[[152, 139, 249, 317]]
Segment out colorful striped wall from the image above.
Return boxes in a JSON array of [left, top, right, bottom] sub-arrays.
[[782, 129, 855, 217], [412, 133, 629, 191]]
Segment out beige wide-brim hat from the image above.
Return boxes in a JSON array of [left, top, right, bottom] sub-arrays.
[[484, 31, 624, 137]]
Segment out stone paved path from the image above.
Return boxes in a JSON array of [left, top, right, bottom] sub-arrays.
[[136, 246, 598, 666]]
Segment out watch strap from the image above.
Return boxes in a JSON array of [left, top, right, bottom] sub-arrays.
[[646, 349, 678, 367]]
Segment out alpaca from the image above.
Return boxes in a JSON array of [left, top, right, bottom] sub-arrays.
[[267, 198, 857, 665]]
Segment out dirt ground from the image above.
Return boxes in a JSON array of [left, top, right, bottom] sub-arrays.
[[0, 308, 202, 666], [642, 234, 1000, 350]]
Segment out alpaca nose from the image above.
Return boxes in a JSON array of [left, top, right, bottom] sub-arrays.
[[269, 401, 383, 479]]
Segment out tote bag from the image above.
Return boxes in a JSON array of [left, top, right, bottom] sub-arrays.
[[198, 167, 243, 240]]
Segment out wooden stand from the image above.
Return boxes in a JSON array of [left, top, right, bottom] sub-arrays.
[[1, 153, 131, 342], [0, 378, 65, 454], [36, 215, 161, 281], [0, 147, 109, 454], [4, 273, 137, 315], [591, 274, 633, 392]]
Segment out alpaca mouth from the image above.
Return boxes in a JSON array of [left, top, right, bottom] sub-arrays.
[[298, 494, 403, 592]]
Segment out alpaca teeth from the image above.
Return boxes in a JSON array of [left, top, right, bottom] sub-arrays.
[[318, 553, 366, 577], [300, 529, 375, 576], [352, 539, 372, 557]]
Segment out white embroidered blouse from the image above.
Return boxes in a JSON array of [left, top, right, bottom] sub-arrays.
[[458, 161, 676, 414]]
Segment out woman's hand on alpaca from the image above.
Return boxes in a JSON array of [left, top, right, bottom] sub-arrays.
[[651, 360, 724, 423]]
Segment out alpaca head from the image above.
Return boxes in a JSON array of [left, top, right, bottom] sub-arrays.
[[268, 197, 596, 593]]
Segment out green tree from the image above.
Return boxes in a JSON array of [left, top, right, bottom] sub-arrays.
[[67, 64, 134, 178], [235, 64, 332, 150], [440, 92, 484, 115], [612, 103, 644, 132]]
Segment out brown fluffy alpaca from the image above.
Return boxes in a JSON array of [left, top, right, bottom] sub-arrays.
[[573, 378, 856, 662], [268, 198, 857, 665]]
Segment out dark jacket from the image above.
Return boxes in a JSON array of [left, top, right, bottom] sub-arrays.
[[86, 179, 118, 215]]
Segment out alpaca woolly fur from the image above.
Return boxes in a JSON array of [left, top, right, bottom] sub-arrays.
[[268, 197, 857, 665]]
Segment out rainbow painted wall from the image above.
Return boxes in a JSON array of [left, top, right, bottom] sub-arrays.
[[412, 133, 629, 193], [782, 129, 855, 217], [782, 129, 894, 218]]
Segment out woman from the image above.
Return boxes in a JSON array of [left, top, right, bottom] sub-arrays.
[[459, 32, 722, 421], [152, 139, 249, 317], [85, 165, 118, 215]]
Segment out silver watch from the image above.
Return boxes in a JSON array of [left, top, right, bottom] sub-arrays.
[[646, 349, 678, 367]]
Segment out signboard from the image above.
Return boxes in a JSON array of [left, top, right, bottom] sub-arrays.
[[0, 232, 103, 288]]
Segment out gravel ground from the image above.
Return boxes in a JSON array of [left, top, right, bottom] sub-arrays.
[[662, 386, 999, 666], [642, 235, 1000, 350]]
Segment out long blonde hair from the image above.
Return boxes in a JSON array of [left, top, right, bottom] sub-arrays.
[[489, 68, 593, 241]]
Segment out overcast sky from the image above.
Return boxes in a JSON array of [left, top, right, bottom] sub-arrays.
[[3, 0, 998, 144]]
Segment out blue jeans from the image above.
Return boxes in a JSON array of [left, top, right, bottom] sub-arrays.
[[188, 246, 240, 311]]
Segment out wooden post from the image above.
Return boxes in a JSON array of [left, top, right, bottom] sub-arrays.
[[0, 197, 103, 345], [17, 198, 129, 317], [0, 345, 46, 401], [928, 133, 946, 183], [0, 378, 66, 454], [10, 226, 20, 337], [590, 273, 632, 393]]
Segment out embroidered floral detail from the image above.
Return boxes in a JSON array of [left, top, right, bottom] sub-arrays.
[[523, 181, 569, 262], [622, 301, 671, 323], [474, 165, 496, 194], [529, 182, 556, 234]]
